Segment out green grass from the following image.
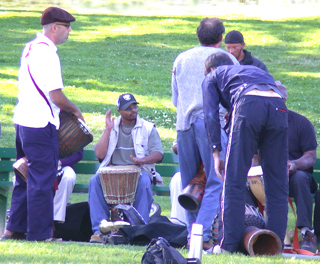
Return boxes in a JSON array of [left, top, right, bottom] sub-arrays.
[[1, 3, 320, 263]]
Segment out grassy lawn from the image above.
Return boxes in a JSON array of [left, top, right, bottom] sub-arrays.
[[1, 1, 320, 263]]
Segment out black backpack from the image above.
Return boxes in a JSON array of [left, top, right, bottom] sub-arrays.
[[141, 237, 187, 264]]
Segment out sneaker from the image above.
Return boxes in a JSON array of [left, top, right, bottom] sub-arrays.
[[90, 233, 103, 244], [300, 230, 317, 253], [203, 239, 214, 250]]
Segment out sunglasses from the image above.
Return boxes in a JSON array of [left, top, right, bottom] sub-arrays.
[[56, 23, 71, 29], [122, 105, 139, 112]]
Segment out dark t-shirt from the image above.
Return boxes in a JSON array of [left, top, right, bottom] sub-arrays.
[[288, 110, 317, 174]]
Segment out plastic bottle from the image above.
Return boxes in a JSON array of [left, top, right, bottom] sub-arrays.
[[188, 223, 203, 262]]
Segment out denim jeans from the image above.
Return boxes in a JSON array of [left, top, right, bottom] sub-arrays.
[[177, 118, 227, 241], [88, 171, 153, 235]]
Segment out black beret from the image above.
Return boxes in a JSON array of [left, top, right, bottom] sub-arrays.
[[225, 30, 244, 44], [41, 7, 75, 26]]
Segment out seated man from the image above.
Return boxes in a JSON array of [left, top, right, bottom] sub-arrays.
[[88, 93, 163, 243], [245, 82, 318, 252], [275, 82, 318, 252], [54, 149, 83, 223]]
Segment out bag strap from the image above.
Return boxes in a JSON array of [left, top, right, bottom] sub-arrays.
[[25, 42, 54, 118]]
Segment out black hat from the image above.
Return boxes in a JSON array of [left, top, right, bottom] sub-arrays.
[[117, 94, 139, 110], [225, 30, 244, 44], [41, 7, 75, 26]]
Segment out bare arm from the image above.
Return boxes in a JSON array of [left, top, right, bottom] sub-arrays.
[[49, 89, 84, 121], [288, 150, 316, 175], [130, 151, 163, 165], [94, 109, 114, 161], [213, 150, 224, 181]]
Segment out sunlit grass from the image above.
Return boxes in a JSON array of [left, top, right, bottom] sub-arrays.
[[0, 6, 320, 262]]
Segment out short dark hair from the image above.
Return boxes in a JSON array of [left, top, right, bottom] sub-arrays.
[[197, 17, 225, 45], [204, 52, 234, 75]]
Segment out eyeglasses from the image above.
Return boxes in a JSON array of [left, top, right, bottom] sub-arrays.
[[56, 23, 71, 29], [123, 105, 139, 112]]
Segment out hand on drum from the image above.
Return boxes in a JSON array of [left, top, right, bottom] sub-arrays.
[[74, 110, 84, 122], [130, 155, 146, 165], [105, 109, 115, 130], [213, 150, 225, 181]]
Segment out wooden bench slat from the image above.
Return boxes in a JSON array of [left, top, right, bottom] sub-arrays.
[[155, 165, 179, 177], [0, 160, 14, 172], [0, 148, 16, 159]]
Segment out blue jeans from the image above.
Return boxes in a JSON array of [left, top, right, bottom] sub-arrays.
[[88, 171, 153, 235], [177, 118, 227, 241]]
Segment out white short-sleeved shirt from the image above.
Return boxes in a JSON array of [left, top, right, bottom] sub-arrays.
[[13, 33, 63, 129]]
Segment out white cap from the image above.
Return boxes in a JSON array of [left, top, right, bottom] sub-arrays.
[[191, 223, 203, 235]]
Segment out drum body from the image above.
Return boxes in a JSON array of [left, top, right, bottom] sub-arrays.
[[58, 110, 93, 159], [98, 165, 141, 205], [247, 166, 265, 206], [12, 157, 28, 182]]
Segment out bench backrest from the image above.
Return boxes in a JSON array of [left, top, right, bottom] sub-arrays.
[[0, 147, 180, 178]]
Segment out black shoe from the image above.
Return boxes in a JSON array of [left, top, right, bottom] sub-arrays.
[[300, 230, 317, 253], [0, 232, 26, 241], [104, 231, 129, 245]]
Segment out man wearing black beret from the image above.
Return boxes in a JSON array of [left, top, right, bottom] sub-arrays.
[[1, 7, 84, 242]]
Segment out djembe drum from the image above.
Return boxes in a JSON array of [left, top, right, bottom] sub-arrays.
[[12, 110, 93, 180], [58, 110, 93, 159], [98, 165, 141, 222], [12, 156, 28, 182], [247, 166, 265, 207]]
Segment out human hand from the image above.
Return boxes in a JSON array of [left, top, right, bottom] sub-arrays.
[[288, 161, 297, 176], [224, 112, 229, 124], [105, 109, 115, 130], [130, 155, 146, 165], [213, 151, 224, 181], [74, 110, 84, 122]]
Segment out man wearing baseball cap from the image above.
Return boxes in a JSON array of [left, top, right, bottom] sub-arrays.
[[88, 93, 164, 244], [2, 7, 83, 241], [225, 30, 268, 73]]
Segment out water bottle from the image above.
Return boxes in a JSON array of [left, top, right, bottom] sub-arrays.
[[188, 223, 203, 262]]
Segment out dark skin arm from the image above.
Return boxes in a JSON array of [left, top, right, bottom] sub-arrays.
[[288, 150, 316, 175], [130, 151, 163, 165], [50, 89, 84, 121]]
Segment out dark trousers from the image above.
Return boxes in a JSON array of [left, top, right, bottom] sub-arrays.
[[7, 124, 58, 241], [314, 190, 320, 238], [220, 95, 289, 253], [289, 170, 314, 229]]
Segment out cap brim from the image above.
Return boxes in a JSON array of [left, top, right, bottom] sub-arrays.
[[120, 101, 139, 110]]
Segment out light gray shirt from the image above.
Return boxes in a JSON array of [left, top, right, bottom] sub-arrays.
[[171, 46, 239, 131]]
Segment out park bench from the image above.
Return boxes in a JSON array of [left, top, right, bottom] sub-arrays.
[[0, 147, 179, 236]]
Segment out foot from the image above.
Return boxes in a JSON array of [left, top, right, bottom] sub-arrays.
[[0, 230, 26, 240], [90, 233, 103, 244], [203, 239, 214, 250], [300, 230, 317, 253], [44, 237, 63, 242]]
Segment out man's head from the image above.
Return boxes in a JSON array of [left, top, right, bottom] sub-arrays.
[[117, 93, 139, 124], [224, 30, 245, 61], [197, 18, 225, 47], [275, 81, 288, 103], [204, 52, 234, 75], [41, 7, 75, 45]]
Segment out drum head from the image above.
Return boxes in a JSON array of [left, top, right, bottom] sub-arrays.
[[98, 165, 141, 174]]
